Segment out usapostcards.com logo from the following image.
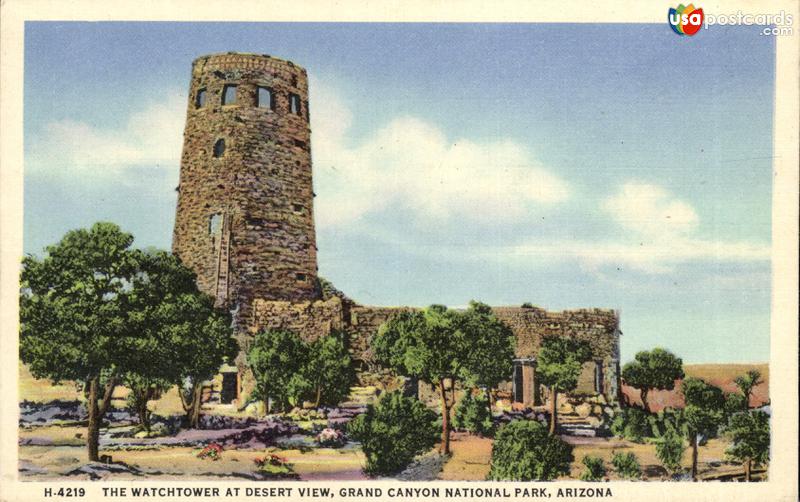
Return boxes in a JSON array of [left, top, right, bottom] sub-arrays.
[[668, 4, 704, 36]]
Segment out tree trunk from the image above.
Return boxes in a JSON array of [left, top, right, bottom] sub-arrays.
[[745, 457, 751, 482], [439, 379, 451, 455], [263, 398, 270, 416], [488, 389, 496, 410], [549, 387, 558, 435], [189, 384, 202, 429], [87, 377, 100, 462], [690, 433, 698, 481], [640, 388, 650, 413], [86, 375, 118, 462], [315, 386, 322, 409]]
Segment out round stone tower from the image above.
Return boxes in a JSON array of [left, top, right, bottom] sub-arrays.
[[172, 53, 320, 324]]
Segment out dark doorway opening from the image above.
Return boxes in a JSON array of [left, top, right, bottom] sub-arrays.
[[221, 372, 238, 404]]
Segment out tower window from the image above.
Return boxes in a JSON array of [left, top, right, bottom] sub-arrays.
[[289, 93, 301, 115], [213, 139, 226, 158], [209, 213, 223, 235], [195, 88, 207, 108], [293, 139, 306, 149], [257, 86, 274, 110], [222, 85, 237, 105], [295, 273, 307, 282], [291, 74, 298, 87], [292, 203, 303, 213]]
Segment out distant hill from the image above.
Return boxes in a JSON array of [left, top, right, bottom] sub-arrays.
[[621, 363, 769, 412]]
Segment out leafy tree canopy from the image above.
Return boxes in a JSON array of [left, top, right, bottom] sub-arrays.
[[536, 336, 592, 392], [622, 348, 685, 393], [726, 410, 770, 467]]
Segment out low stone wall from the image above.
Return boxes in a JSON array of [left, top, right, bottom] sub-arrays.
[[235, 299, 621, 403]]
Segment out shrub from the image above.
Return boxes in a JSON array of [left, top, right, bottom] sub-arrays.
[[580, 455, 607, 481], [611, 451, 642, 480], [487, 420, 573, 481], [654, 430, 686, 473], [316, 427, 346, 448], [347, 391, 438, 476], [610, 407, 651, 443], [253, 454, 293, 476], [197, 443, 223, 461], [453, 389, 494, 436]]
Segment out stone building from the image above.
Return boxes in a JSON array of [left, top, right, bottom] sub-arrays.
[[172, 53, 621, 407]]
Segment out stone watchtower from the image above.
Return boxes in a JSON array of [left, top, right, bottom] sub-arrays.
[[172, 53, 320, 327]]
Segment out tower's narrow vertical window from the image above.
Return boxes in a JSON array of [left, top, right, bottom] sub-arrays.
[[195, 88, 207, 108], [257, 86, 274, 110], [289, 93, 301, 115], [213, 139, 226, 158], [222, 85, 237, 105]]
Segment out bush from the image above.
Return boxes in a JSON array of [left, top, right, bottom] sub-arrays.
[[724, 393, 748, 419], [316, 427, 346, 448], [347, 391, 438, 476], [487, 420, 573, 481], [580, 455, 606, 481], [611, 451, 641, 480], [610, 407, 651, 442], [654, 430, 686, 473], [453, 389, 494, 436]]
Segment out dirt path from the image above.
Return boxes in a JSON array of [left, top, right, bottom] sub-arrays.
[[438, 432, 493, 481]]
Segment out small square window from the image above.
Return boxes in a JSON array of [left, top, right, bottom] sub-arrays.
[[257, 87, 274, 110], [222, 85, 237, 105], [293, 139, 306, 149], [195, 89, 207, 108], [289, 94, 301, 115], [292, 203, 303, 213], [295, 273, 306, 282]]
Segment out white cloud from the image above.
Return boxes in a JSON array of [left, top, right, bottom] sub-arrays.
[[602, 182, 699, 237], [27, 90, 185, 176], [352, 181, 770, 275], [310, 81, 570, 227]]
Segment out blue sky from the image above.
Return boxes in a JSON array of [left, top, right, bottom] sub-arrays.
[[23, 22, 774, 363]]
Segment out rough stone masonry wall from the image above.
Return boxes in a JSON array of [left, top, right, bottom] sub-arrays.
[[492, 306, 621, 398], [340, 304, 620, 398], [172, 53, 319, 329]]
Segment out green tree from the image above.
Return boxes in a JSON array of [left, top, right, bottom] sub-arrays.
[[373, 302, 515, 454], [372, 305, 464, 454], [733, 370, 763, 411], [621, 348, 684, 413], [123, 249, 233, 432], [347, 391, 439, 476], [457, 301, 515, 404], [487, 420, 573, 480], [453, 389, 494, 436], [160, 283, 237, 429], [725, 410, 770, 481], [20, 223, 140, 461], [247, 329, 309, 413], [536, 336, 592, 435], [681, 377, 726, 480], [655, 429, 686, 474], [304, 332, 356, 408]]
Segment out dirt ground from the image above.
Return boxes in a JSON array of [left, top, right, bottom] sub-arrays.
[[621, 363, 769, 412], [437, 432, 744, 481], [19, 425, 366, 481]]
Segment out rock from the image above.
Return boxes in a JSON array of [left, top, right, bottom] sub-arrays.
[[603, 406, 615, 418], [66, 461, 143, 480], [574, 403, 592, 418], [559, 403, 575, 415], [593, 405, 603, 415], [596, 394, 607, 405], [585, 416, 602, 427]]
